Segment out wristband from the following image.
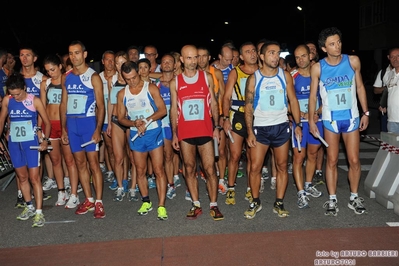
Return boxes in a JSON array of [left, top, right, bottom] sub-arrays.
[[363, 111, 370, 117], [222, 116, 229, 121]]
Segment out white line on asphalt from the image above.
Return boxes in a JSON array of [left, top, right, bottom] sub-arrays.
[[386, 222, 399, 227], [45, 220, 76, 224]]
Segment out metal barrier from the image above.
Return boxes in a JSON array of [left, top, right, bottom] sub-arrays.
[[0, 134, 15, 191]]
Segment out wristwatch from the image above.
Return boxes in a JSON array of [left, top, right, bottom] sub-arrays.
[[297, 122, 303, 128], [363, 111, 370, 117]]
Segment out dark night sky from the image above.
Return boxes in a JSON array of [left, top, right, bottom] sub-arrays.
[[2, 1, 359, 62]]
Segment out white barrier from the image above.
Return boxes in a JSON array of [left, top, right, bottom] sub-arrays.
[[364, 132, 399, 213]]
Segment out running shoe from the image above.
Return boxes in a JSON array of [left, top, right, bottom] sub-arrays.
[[166, 185, 176, 200], [17, 207, 36, 221], [218, 180, 228, 195], [15, 195, 25, 208], [94, 202, 106, 219], [260, 178, 265, 193], [64, 177, 71, 192], [128, 188, 139, 202], [43, 191, 52, 201], [55, 191, 69, 206], [244, 201, 262, 219], [297, 193, 310, 209], [138, 202, 153, 215], [75, 199, 95, 215], [148, 177, 157, 189], [287, 163, 293, 174], [185, 190, 192, 202], [236, 170, 244, 178], [225, 189, 236, 205], [273, 201, 289, 217], [99, 163, 107, 173], [245, 189, 253, 203], [210, 206, 224, 221], [104, 171, 115, 183], [186, 205, 202, 220], [270, 177, 276, 190], [305, 184, 323, 198], [348, 197, 367, 215], [109, 179, 118, 190], [77, 184, 83, 193], [173, 175, 181, 188], [113, 187, 125, 201], [323, 199, 339, 216], [42, 177, 57, 191], [157, 206, 168, 221], [261, 167, 269, 179], [122, 180, 129, 193], [65, 194, 80, 209], [313, 171, 325, 185], [32, 213, 45, 228]]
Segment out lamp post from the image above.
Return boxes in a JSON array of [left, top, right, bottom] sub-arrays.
[[297, 6, 306, 42]]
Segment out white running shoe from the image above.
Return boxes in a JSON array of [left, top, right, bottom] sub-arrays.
[[65, 194, 80, 209], [55, 191, 69, 206], [42, 177, 57, 191]]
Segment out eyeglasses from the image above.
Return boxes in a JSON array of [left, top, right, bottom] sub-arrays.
[[144, 53, 156, 57]]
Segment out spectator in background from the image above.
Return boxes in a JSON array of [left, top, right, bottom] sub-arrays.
[[380, 47, 399, 134], [374, 49, 393, 133]]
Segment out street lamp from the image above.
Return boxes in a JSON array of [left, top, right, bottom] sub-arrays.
[[297, 6, 306, 42]]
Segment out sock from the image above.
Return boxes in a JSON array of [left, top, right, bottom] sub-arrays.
[[87, 197, 94, 203], [210, 202, 217, 208], [17, 190, 22, 197], [228, 186, 235, 191], [246, 187, 251, 192], [58, 188, 66, 192], [26, 202, 34, 210], [304, 182, 312, 189], [297, 190, 305, 197], [36, 209, 42, 214], [350, 193, 358, 201], [142, 196, 150, 203], [329, 194, 337, 201], [253, 198, 260, 205], [193, 201, 200, 207], [168, 183, 175, 188], [219, 179, 224, 184], [173, 174, 179, 179], [316, 170, 322, 174], [95, 199, 103, 204]]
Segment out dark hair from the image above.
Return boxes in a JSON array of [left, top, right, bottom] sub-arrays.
[[138, 58, 151, 69], [318, 27, 342, 49], [121, 61, 139, 75], [102, 50, 114, 60], [6, 72, 25, 90], [239, 41, 256, 55], [69, 40, 86, 52], [43, 54, 64, 73], [127, 45, 140, 53], [19, 45, 38, 57], [259, 40, 280, 55], [285, 54, 297, 69], [161, 53, 176, 63], [197, 46, 211, 55]]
